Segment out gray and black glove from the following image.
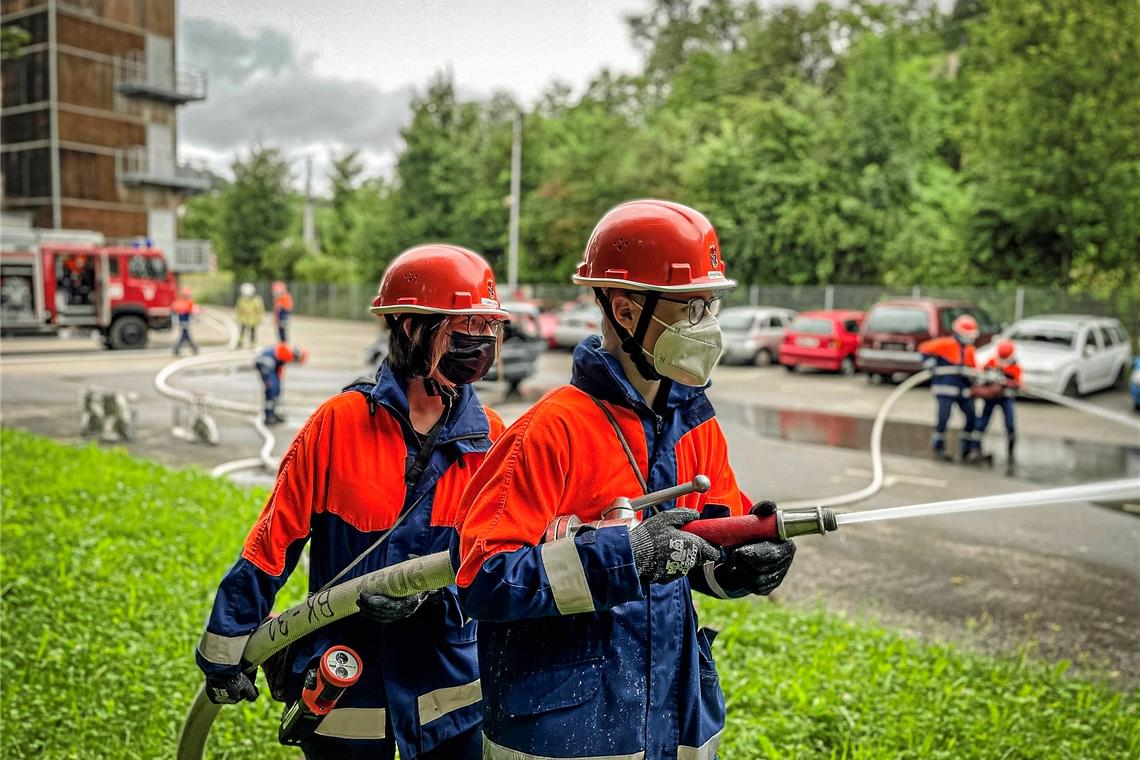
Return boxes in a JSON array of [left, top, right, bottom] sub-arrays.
[[629, 508, 719, 585], [357, 590, 432, 624], [726, 501, 796, 595], [205, 671, 259, 705]]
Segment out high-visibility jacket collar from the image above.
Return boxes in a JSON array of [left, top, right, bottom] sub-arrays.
[[570, 335, 707, 418], [368, 361, 492, 444]]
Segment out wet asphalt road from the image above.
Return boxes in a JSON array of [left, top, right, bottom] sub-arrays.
[[2, 312, 1137, 684]]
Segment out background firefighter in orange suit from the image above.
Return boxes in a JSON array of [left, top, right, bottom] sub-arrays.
[[452, 200, 796, 760], [272, 281, 294, 343], [253, 342, 308, 425], [977, 340, 1022, 467], [919, 314, 981, 462], [172, 286, 200, 356], [198, 245, 507, 759]]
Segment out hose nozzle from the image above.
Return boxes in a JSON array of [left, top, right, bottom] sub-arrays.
[[777, 506, 838, 539]]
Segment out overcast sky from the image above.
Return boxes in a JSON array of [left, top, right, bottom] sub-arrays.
[[178, 0, 648, 192]]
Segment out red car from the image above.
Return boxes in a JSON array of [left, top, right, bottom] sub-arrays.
[[779, 310, 865, 376]]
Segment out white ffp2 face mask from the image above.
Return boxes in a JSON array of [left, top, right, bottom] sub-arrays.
[[638, 309, 724, 386]]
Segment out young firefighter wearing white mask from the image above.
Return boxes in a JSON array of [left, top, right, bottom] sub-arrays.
[[454, 199, 797, 759]]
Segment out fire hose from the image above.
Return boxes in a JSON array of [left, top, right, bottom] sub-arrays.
[[177, 473, 1140, 758]]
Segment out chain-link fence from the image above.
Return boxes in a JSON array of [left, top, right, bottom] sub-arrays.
[[205, 280, 1138, 341]]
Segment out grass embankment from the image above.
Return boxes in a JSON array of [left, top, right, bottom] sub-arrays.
[[1, 428, 1136, 758]]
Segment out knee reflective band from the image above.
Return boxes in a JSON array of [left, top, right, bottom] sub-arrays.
[[177, 552, 456, 760]]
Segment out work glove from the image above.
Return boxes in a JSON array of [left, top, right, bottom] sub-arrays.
[[357, 589, 434, 624], [726, 501, 796, 596], [629, 508, 719, 585], [205, 671, 259, 705]]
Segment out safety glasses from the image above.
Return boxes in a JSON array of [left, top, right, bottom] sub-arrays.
[[454, 314, 505, 338], [655, 294, 723, 326]]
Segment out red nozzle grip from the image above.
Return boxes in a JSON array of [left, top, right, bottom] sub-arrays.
[[682, 514, 778, 546]]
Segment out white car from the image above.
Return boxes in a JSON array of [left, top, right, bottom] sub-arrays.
[[976, 315, 1132, 397]]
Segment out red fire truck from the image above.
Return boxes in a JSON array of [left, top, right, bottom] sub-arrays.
[[1, 230, 177, 349]]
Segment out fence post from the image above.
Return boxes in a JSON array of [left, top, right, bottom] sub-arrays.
[[749, 284, 759, 307], [824, 285, 834, 311], [1015, 287, 1024, 323], [912, 285, 922, 299]]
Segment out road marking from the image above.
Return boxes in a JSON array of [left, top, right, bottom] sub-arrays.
[[843, 468, 949, 489]]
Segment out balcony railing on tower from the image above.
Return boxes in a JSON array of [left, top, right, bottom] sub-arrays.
[[114, 54, 207, 104], [116, 147, 211, 192]]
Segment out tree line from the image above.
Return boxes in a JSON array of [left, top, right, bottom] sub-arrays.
[[183, 0, 1139, 311]]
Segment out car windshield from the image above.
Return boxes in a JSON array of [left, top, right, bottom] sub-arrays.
[[790, 317, 833, 335], [865, 307, 927, 334], [1009, 326, 1076, 349], [719, 311, 755, 331]]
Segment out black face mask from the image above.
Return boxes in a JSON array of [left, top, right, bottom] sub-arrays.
[[438, 333, 497, 385]]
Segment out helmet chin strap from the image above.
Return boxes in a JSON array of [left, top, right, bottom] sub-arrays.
[[594, 288, 661, 382]]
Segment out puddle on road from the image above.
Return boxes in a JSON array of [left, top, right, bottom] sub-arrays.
[[714, 398, 1140, 487]]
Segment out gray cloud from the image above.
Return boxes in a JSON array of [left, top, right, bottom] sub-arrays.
[[179, 17, 413, 162]]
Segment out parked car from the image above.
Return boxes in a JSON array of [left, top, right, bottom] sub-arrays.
[[482, 302, 546, 393], [552, 303, 604, 349], [779, 310, 865, 375], [719, 306, 798, 366], [856, 299, 999, 381], [1130, 357, 1140, 411], [975, 315, 1131, 397]]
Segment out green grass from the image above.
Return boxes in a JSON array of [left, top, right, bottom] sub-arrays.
[[2, 427, 1137, 758]]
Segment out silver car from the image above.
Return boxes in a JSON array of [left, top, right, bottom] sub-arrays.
[[975, 315, 1132, 396], [719, 306, 797, 366], [552, 303, 604, 350]]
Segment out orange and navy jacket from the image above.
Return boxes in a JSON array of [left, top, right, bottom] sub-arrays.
[[172, 297, 198, 325], [274, 292, 294, 324], [453, 336, 752, 759], [983, 356, 1022, 396], [919, 335, 976, 396], [197, 364, 503, 754], [253, 344, 295, 378]]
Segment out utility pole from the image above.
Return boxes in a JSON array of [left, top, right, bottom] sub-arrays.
[[303, 154, 317, 251], [507, 113, 522, 294]]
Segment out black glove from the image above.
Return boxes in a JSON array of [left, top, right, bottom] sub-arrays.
[[726, 501, 796, 595], [205, 671, 259, 705], [629, 508, 719, 585], [357, 590, 431, 624]]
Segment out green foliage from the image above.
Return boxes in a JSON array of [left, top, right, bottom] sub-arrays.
[[260, 237, 308, 281], [703, 597, 1139, 758], [2, 428, 1136, 758], [293, 251, 359, 284], [0, 428, 304, 759], [1, 24, 32, 60], [221, 146, 294, 281]]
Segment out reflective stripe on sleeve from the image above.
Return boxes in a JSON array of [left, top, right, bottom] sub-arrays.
[[483, 734, 645, 760], [933, 385, 965, 396], [197, 630, 249, 666], [540, 538, 596, 615], [701, 562, 733, 600], [677, 731, 723, 760], [418, 679, 481, 726], [313, 707, 387, 739]]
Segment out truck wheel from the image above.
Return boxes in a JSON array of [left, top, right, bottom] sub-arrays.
[[108, 315, 148, 350]]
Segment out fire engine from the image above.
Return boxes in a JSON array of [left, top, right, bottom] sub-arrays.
[[1, 228, 177, 349]]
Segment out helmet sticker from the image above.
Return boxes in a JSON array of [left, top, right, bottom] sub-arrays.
[[487, 279, 497, 301], [709, 243, 719, 269]]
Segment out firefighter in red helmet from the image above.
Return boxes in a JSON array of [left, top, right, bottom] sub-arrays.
[[919, 314, 982, 462], [199, 245, 506, 759], [454, 200, 796, 759], [977, 339, 1022, 469]]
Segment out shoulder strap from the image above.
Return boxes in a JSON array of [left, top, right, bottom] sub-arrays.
[[588, 395, 648, 495]]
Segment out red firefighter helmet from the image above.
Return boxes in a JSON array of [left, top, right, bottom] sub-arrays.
[[179, 286, 193, 298], [573, 200, 735, 292], [275, 343, 308, 363], [996, 340, 1015, 360], [370, 244, 508, 317], [952, 314, 979, 341]]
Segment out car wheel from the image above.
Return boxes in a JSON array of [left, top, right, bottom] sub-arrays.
[[754, 348, 773, 367], [783, 363, 797, 373], [839, 357, 856, 377], [1063, 375, 1079, 398], [107, 315, 148, 350]]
